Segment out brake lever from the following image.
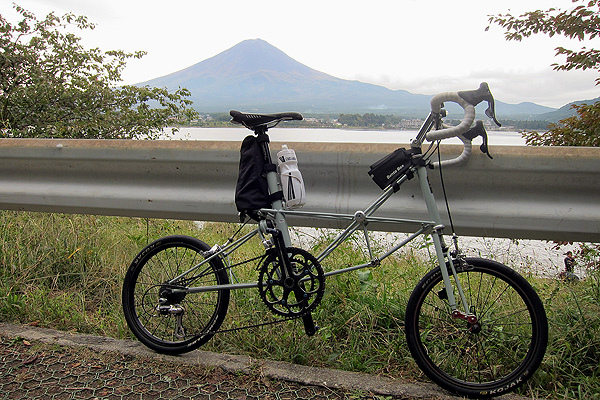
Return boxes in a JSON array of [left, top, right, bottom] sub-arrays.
[[463, 120, 493, 159], [458, 82, 502, 127]]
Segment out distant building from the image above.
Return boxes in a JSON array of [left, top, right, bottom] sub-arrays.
[[399, 119, 423, 129]]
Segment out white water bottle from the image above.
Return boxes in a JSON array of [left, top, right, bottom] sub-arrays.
[[277, 144, 306, 209]]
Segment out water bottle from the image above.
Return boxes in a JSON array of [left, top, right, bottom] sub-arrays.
[[277, 144, 306, 209]]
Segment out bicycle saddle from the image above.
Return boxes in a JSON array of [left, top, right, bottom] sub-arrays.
[[230, 110, 303, 130]]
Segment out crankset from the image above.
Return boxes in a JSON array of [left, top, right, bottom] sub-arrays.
[[258, 247, 325, 318]]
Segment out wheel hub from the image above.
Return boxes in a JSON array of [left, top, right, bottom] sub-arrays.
[[159, 285, 186, 304], [468, 322, 482, 334], [157, 284, 187, 315]]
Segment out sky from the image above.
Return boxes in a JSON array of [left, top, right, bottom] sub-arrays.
[[4, 0, 600, 108]]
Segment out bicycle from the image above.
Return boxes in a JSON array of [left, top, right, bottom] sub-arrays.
[[122, 82, 548, 398]]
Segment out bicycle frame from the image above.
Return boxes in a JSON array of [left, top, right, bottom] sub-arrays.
[[170, 116, 473, 318]]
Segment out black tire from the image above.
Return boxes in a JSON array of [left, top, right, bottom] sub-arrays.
[[405, 257, 547, 398], [122, 235, 230, 355]]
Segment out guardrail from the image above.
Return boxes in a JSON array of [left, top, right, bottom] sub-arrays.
[[0, 138, 598, 242]]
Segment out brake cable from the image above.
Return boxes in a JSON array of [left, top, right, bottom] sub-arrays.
[[436, 145, 460, 254]]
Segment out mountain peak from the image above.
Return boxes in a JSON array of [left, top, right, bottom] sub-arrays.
[[138, 39, 558, 116], [144, 38, 329, 87], [204, 38, 319, 77]]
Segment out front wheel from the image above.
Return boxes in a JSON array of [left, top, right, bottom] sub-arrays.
[[122, 235, 230, 355], [405, 258, 547, 398]]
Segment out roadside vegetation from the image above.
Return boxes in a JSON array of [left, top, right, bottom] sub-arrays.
[[0, 211, 599, 399], [1, 5, 197, 139]]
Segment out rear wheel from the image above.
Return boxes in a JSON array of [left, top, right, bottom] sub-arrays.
[[405, 258, 547, 398], [122, 235, 230, 355]]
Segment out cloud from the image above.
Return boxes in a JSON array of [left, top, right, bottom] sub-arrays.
[[13, 0, 118, 19], [354, 67, 598, 108], [10, 0, 598, 109]]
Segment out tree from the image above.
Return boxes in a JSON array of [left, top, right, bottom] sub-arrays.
[[521, 102, 600, 146], [0, 5, 198, 139], [490, 1, 600, 273], [488, 0, 600, 147]]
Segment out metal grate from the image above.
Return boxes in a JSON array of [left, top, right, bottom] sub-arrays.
[[0, 335, 392, 400]]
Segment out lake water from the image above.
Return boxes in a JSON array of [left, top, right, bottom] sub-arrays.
[[170, 127, 527, 146]]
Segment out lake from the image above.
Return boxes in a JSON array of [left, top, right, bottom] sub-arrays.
[[169, 127, 527, 146]]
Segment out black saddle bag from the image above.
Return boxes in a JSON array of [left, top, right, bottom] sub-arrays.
[[235, 135, 272, 220]]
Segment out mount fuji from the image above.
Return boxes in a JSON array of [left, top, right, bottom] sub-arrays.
[[138, 39, 556, 117]]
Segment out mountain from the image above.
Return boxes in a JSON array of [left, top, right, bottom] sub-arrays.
[[138, 39, 557, 117], [140, 39, 431, 114], [495, 102, 557, 119], [537, 97, 600, 122], [442, 100, 555, 120]]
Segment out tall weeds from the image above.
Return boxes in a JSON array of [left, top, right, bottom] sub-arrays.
[[0, 211, 199, 337], [530, 271, 600, 399], [1, 211, 599, 399]]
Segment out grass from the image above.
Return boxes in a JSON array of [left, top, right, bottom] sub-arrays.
[[1, 210, 599, 399]]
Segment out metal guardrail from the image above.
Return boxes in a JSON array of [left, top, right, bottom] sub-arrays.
[[0, 138, 598, 242]]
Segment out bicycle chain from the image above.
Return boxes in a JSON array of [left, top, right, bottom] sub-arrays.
[[258, 247, 325, 318], [180, 244, 322, 337], [213, 252, 316, 335], [195, 250, 314, 336], [210, 313, 306, 336]]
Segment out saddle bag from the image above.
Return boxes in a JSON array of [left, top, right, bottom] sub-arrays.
[[368, 147, 414, 190], [235, 135, 272, 220]]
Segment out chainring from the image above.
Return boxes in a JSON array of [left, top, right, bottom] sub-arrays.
[[258, 247, 325, 318]]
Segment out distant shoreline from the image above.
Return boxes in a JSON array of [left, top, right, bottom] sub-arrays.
[[169, 125, 523, 132], [166, 127, 526, 145]]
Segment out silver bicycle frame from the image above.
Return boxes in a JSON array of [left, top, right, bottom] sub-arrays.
[[171, 123, 473, 316], [262, 163, 470, 313], [174, 167, 471, 316]]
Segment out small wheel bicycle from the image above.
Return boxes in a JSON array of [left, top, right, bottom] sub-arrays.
[[122, 83, 548, 398]]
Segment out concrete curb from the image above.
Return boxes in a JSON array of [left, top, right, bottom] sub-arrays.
[[0, 323, 528, 399]]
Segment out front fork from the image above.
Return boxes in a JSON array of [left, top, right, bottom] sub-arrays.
[[415, 166, 476, 323]]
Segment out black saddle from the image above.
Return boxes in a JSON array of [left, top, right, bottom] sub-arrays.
[[230, 110, 303, 131]]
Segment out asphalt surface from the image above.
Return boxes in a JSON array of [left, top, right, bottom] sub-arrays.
[[0, 323, 529, 400]]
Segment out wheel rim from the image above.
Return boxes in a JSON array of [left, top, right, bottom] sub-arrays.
[[414, 265, 539, 388], [130, 242, 224, 346]]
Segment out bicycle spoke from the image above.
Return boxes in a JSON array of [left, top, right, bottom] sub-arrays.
[[406, 258, 547, 396], [123, 236, 230, 355]]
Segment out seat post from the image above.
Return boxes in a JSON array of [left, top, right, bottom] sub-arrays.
[[253, 128, 292, 246], [254, 128, 272, 165]]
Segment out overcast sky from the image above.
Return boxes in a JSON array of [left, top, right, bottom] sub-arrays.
[[5, 0, 600, 108]]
